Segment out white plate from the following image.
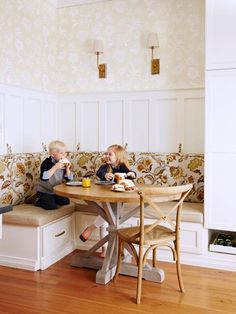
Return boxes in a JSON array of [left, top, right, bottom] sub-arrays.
[[111, 188, 137, 193], [95, 181, 115, 185], [65, 181, 82, 186]]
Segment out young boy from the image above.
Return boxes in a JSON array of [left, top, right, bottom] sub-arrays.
[[35, 140, 73, 210]]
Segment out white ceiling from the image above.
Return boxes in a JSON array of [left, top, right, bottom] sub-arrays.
[[48, 0, 110, 8]]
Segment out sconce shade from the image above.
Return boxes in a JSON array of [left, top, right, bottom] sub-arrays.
[[94, 40, 104, 54], [147, 32, 159, 48]]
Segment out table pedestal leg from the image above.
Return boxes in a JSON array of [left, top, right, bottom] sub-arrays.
[[96, 233, 117, 284], [120, 263, 165, 283]]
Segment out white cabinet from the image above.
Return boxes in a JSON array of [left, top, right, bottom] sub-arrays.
[[206, 0, 236, 70], [205, 0, 236, 232], [205, 153, 236, 231], [205, 69, 236, 153]]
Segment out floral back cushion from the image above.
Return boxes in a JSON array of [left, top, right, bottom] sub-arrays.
[[0, 151, 203, 206], [0, 153, 47, 205], [68, 151, 204, 203]]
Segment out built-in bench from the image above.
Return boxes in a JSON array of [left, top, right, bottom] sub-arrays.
[[0, 151, 204, 270]]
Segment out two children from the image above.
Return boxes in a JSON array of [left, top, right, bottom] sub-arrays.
[[36, 141, 135, 258]]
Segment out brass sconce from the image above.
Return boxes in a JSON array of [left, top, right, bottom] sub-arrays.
[[94, 40, 106, 79], [147, 32, 160, 75]]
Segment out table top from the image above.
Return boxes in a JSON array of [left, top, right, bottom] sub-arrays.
[[54, 183, 141, 203]]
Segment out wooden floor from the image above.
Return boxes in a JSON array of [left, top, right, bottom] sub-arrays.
[[0, 251, 236, 314]]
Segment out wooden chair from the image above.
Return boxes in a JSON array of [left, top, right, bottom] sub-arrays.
[[113, 184, 193, 304]]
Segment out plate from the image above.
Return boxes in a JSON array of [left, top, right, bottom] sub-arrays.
[[65, 181, 82, 186], [111, 188, 137, 193], [95, 180, 115, 185]]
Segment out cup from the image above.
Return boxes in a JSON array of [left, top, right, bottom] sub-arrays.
[[82, 177, 91, 188]]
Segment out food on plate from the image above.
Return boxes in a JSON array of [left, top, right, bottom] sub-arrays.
[[112, 184, 125, 192], [114, 172, 127, 183], [112, 179, 136, 192], [59, 157, 71, 167]]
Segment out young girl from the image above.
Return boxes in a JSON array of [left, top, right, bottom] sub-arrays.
[[79, 144, 136, 254]]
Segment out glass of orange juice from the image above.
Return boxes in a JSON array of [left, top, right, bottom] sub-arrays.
[[82, 177, 91, 188]]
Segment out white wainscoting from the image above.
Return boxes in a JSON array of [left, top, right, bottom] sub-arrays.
[[59, 88, 205, 153], [0, 84, 58, 154], [0, 85, 204, 154]]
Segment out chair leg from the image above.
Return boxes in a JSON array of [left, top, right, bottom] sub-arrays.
[[136, 245, 143, 304], [176, 249, 185, 292], [152, 247, 157, 268], [113, 238, 123, 283]]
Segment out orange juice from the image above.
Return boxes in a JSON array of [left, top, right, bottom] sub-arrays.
[[82, 177, 91, 188]]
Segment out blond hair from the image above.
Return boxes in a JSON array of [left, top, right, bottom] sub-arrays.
[[48, 140, 66, 154], [108, 144, 129, 168]]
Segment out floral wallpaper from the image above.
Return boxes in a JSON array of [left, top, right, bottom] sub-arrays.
[[0, 0, 57, 92], [0, 0, 204, 93], [57, 0, 205, 92]]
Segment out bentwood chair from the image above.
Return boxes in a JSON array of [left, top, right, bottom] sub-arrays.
[[114, 184, 193, 304]]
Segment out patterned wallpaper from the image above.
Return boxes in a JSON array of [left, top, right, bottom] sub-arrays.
[[0, 0, 57, 92], [0, 0, 204, 93]]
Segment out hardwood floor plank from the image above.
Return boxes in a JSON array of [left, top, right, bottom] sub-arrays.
[[0, 251, 236, 314]]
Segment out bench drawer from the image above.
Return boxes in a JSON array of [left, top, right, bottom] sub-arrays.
[[42, 215, 74, 257]]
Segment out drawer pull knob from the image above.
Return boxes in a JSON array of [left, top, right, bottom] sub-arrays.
[[55, 230, 66, 237]]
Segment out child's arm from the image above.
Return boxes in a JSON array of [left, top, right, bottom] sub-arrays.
[[46, 162, 64, 178], [96, 164, 112, 180], [65, 164, 73, 180], [126, 171, 136, 179], [119, 164, 136, 179]]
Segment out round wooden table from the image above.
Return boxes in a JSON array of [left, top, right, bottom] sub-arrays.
[[54, 182, 141, 203], [54, 183, 164, 285]]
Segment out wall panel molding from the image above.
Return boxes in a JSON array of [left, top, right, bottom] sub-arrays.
[[0, 84, 204, 154], [59, 88, 205, 153], [0, 83, 58, 154]]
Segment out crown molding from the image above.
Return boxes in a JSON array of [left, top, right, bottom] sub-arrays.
[[57, 0, 109, 8]]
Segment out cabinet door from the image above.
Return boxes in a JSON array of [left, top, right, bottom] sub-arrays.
[[205, 153, 236, 231], [206, 0, 236, 69], [205, 69, 236, 153]]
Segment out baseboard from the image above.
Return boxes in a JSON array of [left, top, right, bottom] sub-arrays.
[[40, 243, 75, 270], [153, 249, 236, 272], [0, 255, 40, 271]]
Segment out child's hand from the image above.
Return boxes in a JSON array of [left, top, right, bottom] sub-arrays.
[[105, 173, 114, 181], [65, 163, 71, 170], [54, 162, 64, 170], [127, 171, 135, 179]]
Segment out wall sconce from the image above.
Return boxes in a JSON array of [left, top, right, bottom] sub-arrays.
[[147, 32, 160, 75], [94, 40, 106, 79]]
